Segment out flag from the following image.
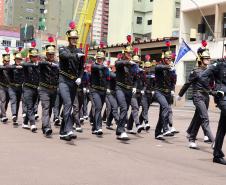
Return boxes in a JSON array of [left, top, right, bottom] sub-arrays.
[[174, 40, 191, 65]]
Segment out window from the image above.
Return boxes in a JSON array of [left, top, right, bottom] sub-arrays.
[[147, 20, 152, 25], [26, 8, 34, 13], [176, 8, 180, 18], [150, 0, 153, 2], [2, 40, 11, 47], [40, 8, 45, 13], [223, 13, 226, 37], [16, 41, 24, 47], [202, 14, 215, 39], [138, 0, 142, 2], [26, 0, 34, 3], [137, 17, 142, 24], [40, 0, 45, 5]]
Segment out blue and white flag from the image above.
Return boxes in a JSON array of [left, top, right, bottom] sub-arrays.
[[174, 40, 191, 65]]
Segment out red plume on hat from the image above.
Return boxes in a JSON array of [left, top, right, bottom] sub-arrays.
[[165, 40, 171, 47], [145, 54, 151, 61], [133, 47, 139, 55], [127, 35, 132, 44], [31, 41, 36, 48], [5, 47, 10, 53], [48, 36, 54, 43], [100, 41, 104, 49], [69, 21, 76, 30], [201, 40, 207, 47], [79, 43, 83, 49], [117, 53, 123, 59], [172, 53, 176, 59], [18, 47, 23, 52]]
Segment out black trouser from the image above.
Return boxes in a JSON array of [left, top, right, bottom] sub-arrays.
[[153, 90, 171, 137], [59, 80, 77, 135], [0, 86, 9, 118], [23, 86, 38, 125], [91, 90, 106, 131], [88, 92, 95, 123], [39, 87, 57, 132], [188, 93, 214, 142], [139, 93, 152, 125], [72, 89, 83, 127], [53, 88, 63, 121], [82, 93, 88, 117], [8, 86, 22, 118], [127, 94, 141, 130], [106, 93, 119, 126], [116, 86, 133, 135], [214, 99, 226, 158]]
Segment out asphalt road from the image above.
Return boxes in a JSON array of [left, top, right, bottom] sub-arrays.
[[0, 106, 225, 185]]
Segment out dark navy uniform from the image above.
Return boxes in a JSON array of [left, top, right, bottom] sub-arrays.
[[58, 46, 84, 139], [179, 66, 214, 144], [90, 63, 110, 134], [7, 64, 24, 124], [154, 64, 175, 138], [0, 65, 10, 122], [139, 63, 156, 129], [22, 61, 39, 129], [202, 59, 226, 164], [38, 61, 59, 135], [115, 59, 137, 137], [105, 71, 119, 129]]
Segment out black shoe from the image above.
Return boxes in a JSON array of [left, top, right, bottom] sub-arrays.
[[163, 131, 174, 137], [155, 134, 165, 140], [137, 125, 144, 133], [213, 157, 226, 165], [44, 128, 52, 137], [35, 114, 39, 120], [54, 118, 61, 126], [13, 121, 19, 126], [106, 125, 114, 130], [1, 117, 8, 123], [68, 131, 77, 140], [97, 129, 103, 136], [92, 130, 98, 135], [12, 116, 17, 122], [204, 139, 212, 143], [60, 135, 72, 141]]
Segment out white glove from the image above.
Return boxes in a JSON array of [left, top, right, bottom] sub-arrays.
[[151, 91, 155, 96], [176, 95, 182, 101], [171, 91, 175, 96], [170, 66, 176, 71], [86, 89, 90, 93], [217, 90, 224, 97], [83, 88, 87, 93], [141, 90, 145, 95], [106, 89, 111, 94], [132, 88, 137, 94], [75, 78, 81, 85], [76, 53, 85, 59], [129, 61, 136, 65]]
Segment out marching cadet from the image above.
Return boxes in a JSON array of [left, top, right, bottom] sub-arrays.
[[200, 51, 226, 165], [90, 50, 110, 135], [177, 47, 214, 149], [22, 42, 39, 132], [58, 21, 84, 141], [153, 50, 176, 140], [39, 37, 59, 137], [7, 50, 24, 125], [0, 48, 10, 123], [139, 55, 155, 131], [115, 35, 138, 140], [127, 53, 145, 134], [105, 64, 119, 130]]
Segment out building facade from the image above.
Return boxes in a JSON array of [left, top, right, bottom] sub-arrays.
[[0, 0, 4, 25], [4, 0, 47, 30], [108, 0, 180, 44], [176, 0, 226, 108]]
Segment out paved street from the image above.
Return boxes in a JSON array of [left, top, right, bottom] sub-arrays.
[[0, 106, 226, 185]]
